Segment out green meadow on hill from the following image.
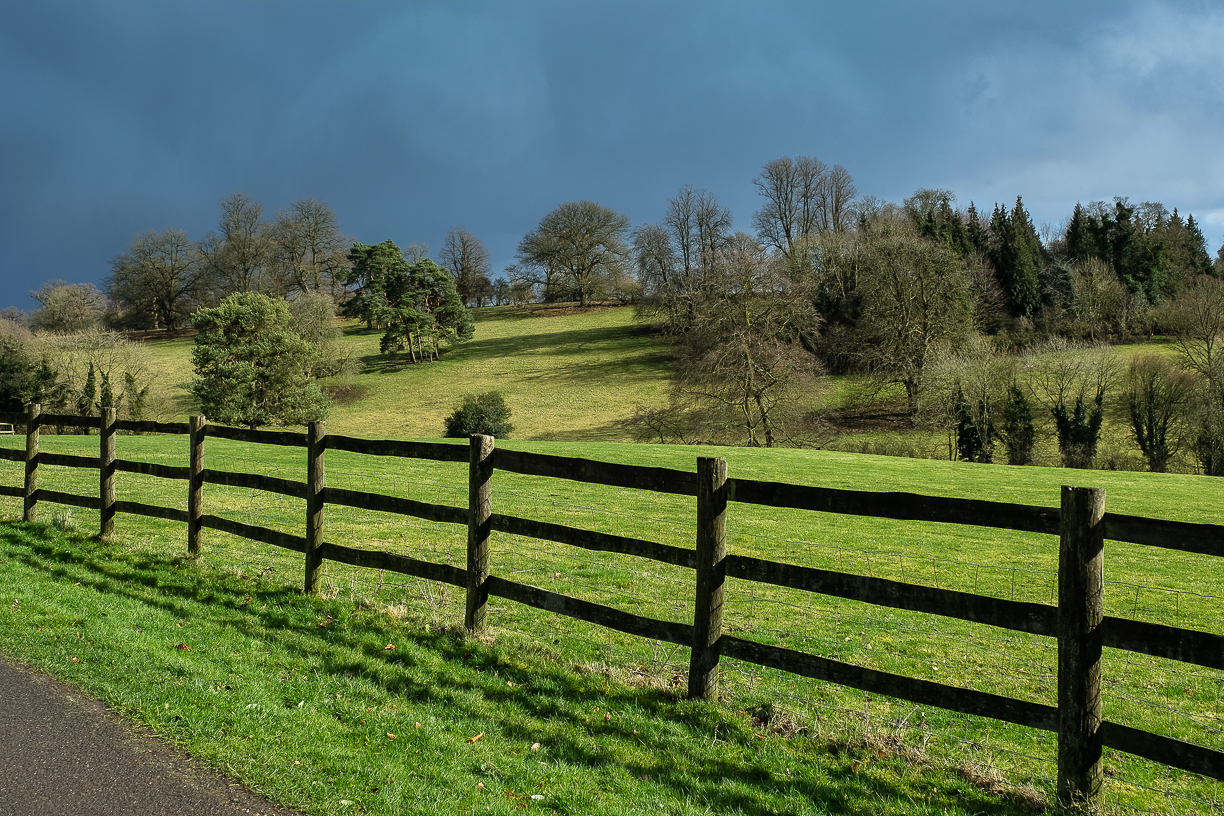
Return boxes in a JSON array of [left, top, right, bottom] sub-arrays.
[[138, 303, 673, 441]]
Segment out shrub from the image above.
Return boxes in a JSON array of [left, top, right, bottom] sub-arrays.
[[444, 392, 514, 439]]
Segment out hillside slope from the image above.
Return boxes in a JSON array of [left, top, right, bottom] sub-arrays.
[[138, 303, 673, 441]]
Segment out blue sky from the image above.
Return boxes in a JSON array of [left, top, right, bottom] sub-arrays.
[[2, 0, 1222, 311]]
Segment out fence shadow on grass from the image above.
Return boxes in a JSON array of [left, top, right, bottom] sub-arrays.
[[0, 522, 1042, 816]]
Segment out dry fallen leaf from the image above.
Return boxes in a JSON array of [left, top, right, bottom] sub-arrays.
[[386, 733, 395, 739], [175, 643, 191, 651], [468, 733, 484, 743], [604, 711, 611, 722], [531, 742, 541, 751], [384, 644, 395, 650]]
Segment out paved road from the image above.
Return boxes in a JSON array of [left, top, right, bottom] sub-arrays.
[[0, 655, 301, 816]]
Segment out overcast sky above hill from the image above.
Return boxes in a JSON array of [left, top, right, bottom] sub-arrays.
[[2, 0, 1222, 311]]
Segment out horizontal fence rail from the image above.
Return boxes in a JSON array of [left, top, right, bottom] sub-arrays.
[[728, 477, 1061, 534], [2, 403, 1222, 808]]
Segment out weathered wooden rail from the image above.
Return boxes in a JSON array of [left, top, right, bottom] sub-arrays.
[[2, 404, 1222, 807]]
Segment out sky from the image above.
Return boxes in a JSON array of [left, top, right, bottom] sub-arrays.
[[2, 0, 1223, 312]]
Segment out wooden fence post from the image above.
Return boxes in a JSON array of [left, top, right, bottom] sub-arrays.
[[303, 420, 326, 594], [465, 434, 494, 633], [1057, 485, 1106, 807], [188, 415, 206, 556], [99, 408, 116, 538], [689, 456, 728, 701], [23, 403, 40, 523]]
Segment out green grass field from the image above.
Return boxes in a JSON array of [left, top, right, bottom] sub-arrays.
[[2, 428, 1223, 813], [2, 307, 1223, 813]]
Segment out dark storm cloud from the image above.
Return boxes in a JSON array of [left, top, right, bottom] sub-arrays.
[[2, 1, 1222, 311]]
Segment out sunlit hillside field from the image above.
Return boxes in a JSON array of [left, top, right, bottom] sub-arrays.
[[134, 304, 673, 441], [130, 304, 1199, 474]]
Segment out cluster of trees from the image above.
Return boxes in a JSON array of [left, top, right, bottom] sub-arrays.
[[2, 192, 484, 429], [8, 170, 1223, 449], [104, 195, 353, 332], [344, 241, 473, 362], [10, 192, 494, 338], [605, 155, 1222, 464], [0, 318, 152, 426]]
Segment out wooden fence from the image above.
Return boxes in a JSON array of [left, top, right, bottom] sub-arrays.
[[3, 403, 1223, 807]]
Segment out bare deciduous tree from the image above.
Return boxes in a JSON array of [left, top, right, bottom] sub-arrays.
[[198, 192, 272, 297], [634, 186, 732, 330], [516, 201, 631, 307], [1160, 275, 1224, 381], [854, 229, 974, 416], [106, 228, 209, 331], [29, 281, 108, 334], [661, 234, 823, 447], [753, 156, 857, 259], [269, 198, 351, 300], [439, 227, 492, 306]]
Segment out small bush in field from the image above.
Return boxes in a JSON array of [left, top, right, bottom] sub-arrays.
[[443, 391, 514, 439]]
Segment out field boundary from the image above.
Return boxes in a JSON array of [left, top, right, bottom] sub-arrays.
[[4, 404, 1223, 807]]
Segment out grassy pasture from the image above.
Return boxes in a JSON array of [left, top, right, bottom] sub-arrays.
[[0, 520, 1055, 816], [134, 304, 673, 442], [4, 306, 1222, 811], [2, 432, 1223, 812]]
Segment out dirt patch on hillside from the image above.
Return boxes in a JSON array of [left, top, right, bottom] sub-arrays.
[[322, 383, 371, 406], [124, 328, 198, 342], [525, 302, 628, 318], [826, 406, 916, 433]]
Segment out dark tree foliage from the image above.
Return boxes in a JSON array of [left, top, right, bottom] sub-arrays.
[[0, 335, 65, 414], [344, 240, 408, 329], [1184, 215, 1215, 277], [444, 392, 514, 439], [953, 384, 994, 463], [123, 371, 149, 424], [347, 241, 474, 362], [1061, 198, 1213, 306], [1051, 387, 1106, 469], [75, 363, 97, 426], [905, 190, 973, 259], [988, 197, 1043, 318], [999, 383, 1036, 466], [1127, 355, 1192, 473], [189, 293, 330, 430], [1194, 394, 1224, 476], [965, 202, 989, 256], [377, 258, 474, 361]]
